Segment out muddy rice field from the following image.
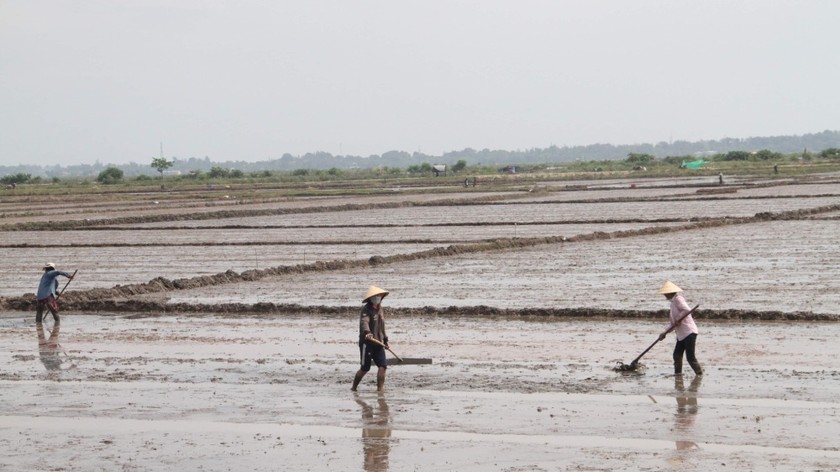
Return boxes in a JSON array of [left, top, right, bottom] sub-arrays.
[[1, 173, 839, 471]]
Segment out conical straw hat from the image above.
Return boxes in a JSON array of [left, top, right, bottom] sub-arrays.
[[657, 281, 683, 294], [363, 286, 389, 303]]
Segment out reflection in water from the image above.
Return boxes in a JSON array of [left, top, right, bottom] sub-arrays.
[[37, 324, 64, 372], [356, 395, 392, 472], [673, 375, 702, 452]]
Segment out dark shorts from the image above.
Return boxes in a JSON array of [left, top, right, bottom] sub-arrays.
[[359, 341, 387, 371], [37, 296, 59, 313]]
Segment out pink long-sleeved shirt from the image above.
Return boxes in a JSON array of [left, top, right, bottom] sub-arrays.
[[667, 293, 698, 341]]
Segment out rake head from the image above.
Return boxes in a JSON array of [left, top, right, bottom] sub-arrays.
[[613, 360, 643, 372]]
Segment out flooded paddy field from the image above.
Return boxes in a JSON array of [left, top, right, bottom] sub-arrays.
[[0, 190, 508, 227], [1, 313, 838, 471], [0, 242, 441, 297], [121, 195, 840, 229], [154, 219, 840, 313], [1, 173, 839, 471]]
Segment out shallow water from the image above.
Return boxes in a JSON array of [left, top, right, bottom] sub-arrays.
[[1, 312, 838, 471]]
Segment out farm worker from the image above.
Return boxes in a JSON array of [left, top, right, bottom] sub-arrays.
[[657, 281, 703, 376], [35, 262, 74, 324], [352, 286, 390, 392]]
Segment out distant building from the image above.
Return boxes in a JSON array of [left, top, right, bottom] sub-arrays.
[[432, 164, 447, 176]]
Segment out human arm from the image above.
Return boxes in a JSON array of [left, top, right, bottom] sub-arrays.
[[359, 307, 372, 340]]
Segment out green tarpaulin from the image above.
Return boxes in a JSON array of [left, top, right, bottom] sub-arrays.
[[681, 160, 707, 169]]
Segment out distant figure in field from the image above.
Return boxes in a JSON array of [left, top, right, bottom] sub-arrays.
[[36, 262, 74, 324], [774, 164, 779, 174]]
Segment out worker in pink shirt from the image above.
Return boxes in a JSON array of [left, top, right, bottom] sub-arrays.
[[657, 281, 703, 376]]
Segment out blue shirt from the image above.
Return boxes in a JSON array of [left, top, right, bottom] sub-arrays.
[[36, 270, 71, 300]]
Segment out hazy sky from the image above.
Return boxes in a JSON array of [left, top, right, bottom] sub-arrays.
[[1, 1, 838, 166]]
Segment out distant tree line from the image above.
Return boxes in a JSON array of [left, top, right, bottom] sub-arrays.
[[2, 130, 839, 179]]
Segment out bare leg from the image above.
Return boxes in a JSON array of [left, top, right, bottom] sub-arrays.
[[376, 367, 386, 392], [352, 369, 367, 391]]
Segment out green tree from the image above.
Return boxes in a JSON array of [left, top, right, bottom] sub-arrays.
[[626, 153, 654, 163], [96, 167, 124, 184], [452, 160, 468, 172], [723, 151, 751, 161], [151, 157, 173, 178], [754, 149, 782, 160], [208, 166, 230, 178], [819, 148, 840, 159], [0, 173, 31, 185]]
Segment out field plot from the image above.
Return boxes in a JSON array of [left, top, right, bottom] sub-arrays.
[[510, 186, 696, 203], [0, 242, 440, 297], [121, 195, 840, 230], [157, 220, 840, 313], [1, 313, 838, 471], [0, 190, 509, 226], [4, 175, 839, 312], [714, 182, 840, 198], [536, 175, 723, 189], [1, 221, 685, 246]]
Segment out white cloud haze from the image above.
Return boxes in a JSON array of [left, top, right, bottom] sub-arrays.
[[1, 0, 838, 166]]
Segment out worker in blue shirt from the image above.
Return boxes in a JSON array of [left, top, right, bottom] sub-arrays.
[[36, 262, 74, 324]]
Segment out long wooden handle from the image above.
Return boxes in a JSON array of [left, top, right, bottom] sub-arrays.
[[631, 304, 700, 366], [368, 336, 403, 362], [663, 304, 700, 335]]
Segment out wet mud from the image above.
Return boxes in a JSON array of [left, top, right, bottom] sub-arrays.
[[2, 196, 840, 319], [1, 313, 839, 471], [3, 174, 840, 470]]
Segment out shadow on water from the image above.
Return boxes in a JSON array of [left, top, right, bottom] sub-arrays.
[[355, 394, 392, 472]]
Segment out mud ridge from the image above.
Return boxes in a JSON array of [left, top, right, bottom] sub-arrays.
[[2, 204, 838, 311], [82, 217, 696, 231], [13, 301, 840, 321], [0, 239, 453, 248]]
